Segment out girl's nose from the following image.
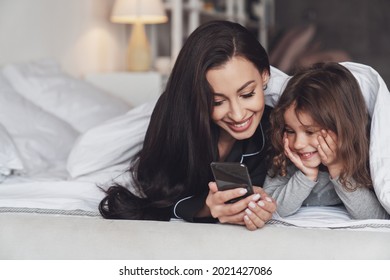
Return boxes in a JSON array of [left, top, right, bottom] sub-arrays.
[[293, 134, 307, 150]]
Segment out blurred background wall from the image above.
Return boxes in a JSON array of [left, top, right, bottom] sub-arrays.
[[268, 0, 390, 85]]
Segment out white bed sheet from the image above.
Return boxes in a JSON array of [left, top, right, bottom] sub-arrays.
[[0, 179, 103, 215], [270, 206, 390, 232]]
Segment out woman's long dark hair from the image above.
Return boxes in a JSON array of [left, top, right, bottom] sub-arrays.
[[99, 20, 270, 221]]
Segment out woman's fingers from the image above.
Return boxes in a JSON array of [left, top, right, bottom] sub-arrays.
[[219, 212, 246, 225], [244, 212, 262, 231], [208, 182, 248, 203], [244, 191, 276, 230], [206, 182, 258, 219], [208, 181, 218, 193]]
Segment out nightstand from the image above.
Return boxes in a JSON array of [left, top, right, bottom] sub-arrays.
[[85, 72, 164, 107]]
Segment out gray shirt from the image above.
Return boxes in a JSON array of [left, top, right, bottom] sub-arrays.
[[263, 165, 389, 219]]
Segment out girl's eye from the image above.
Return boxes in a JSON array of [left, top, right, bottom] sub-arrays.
[[305, 128, 321, 135], [241, 91, 255, 99], [284, 128, 294, 134]]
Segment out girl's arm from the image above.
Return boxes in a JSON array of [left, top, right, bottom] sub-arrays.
[[332, 178, 390, 219], [263, 167, 317, 217]]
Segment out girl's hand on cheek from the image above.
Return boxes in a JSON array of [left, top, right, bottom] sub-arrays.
[[283, 136, 303, 168], [318, 130, 343, 178], [284, 137, 318, 181]]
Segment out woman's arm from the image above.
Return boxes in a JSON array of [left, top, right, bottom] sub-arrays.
[[332, 178, 390, 219], [173, 192, 217, 223]]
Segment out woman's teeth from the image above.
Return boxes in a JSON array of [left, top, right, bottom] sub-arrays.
[[233, 119, 249, 127]]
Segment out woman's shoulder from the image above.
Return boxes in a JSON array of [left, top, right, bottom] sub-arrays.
[[263, 105, 273, 118], [261, 105, 273, 128]]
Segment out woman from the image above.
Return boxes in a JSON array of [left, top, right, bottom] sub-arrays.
[[99, 20, 276, 230]]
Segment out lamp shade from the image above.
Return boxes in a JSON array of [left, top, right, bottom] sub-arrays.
[[111, 0, 168, 24]]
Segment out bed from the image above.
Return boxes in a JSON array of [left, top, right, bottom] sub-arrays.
[[1, 58, 389, 260], [1, 1, 390, 261]]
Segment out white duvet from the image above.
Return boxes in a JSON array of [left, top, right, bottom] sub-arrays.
[[0, 60, 389, 231]]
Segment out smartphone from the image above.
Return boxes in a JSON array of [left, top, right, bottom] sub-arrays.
[[210, 162, 254, 203]]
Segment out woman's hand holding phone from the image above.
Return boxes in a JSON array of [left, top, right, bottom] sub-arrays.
[[206, 182, 276, 230]]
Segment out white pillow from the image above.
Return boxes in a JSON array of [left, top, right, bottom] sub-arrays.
[[67, 101, 156, 178], [0, 73, 79, 174], [2, 59, 131, 133], [0, 123, 24, 181]]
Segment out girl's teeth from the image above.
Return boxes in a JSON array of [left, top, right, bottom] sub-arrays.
[[300, 152, 315, 158]]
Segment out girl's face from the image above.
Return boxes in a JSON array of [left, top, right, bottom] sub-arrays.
[[283, 105, 323, 168], [207, 56, 268, 143]]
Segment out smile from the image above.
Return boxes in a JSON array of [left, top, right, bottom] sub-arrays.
[[233, 119, 250, 128], [299, 151, 317, 160], [227, 116, 253, 132]]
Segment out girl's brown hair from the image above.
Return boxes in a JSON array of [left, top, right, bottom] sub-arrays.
[[268, 62, 372, 190]]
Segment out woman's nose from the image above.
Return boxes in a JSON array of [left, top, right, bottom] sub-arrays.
[[228, 101, 245, 122]]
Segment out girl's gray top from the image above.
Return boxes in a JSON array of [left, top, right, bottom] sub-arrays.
[[263, 165, 389, 219]]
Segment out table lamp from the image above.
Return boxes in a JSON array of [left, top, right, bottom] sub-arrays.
[[111, 0, 168, 71]]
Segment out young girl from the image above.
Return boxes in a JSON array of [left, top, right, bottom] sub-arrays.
[[264, 62, 389, 219]]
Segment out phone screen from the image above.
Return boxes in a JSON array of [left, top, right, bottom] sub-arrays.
[[210, 162, 254, 203]]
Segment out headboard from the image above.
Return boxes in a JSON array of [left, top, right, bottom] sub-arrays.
[[0, 0, 127, 77]]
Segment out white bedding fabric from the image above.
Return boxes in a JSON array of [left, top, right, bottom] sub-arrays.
[[345, 62, 390, 214], [2, 59, 131, 133], [0, 124, 24, 180], [0, 73, 79, 175], [0, 61, 389, 232], [67, 101, 156, 178]]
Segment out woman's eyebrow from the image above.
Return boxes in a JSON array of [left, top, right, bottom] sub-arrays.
[[236, 80, 255, 93], [213, 80, 256, 96]]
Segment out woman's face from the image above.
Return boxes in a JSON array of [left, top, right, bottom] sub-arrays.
[[207, 56, 268, 142]]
